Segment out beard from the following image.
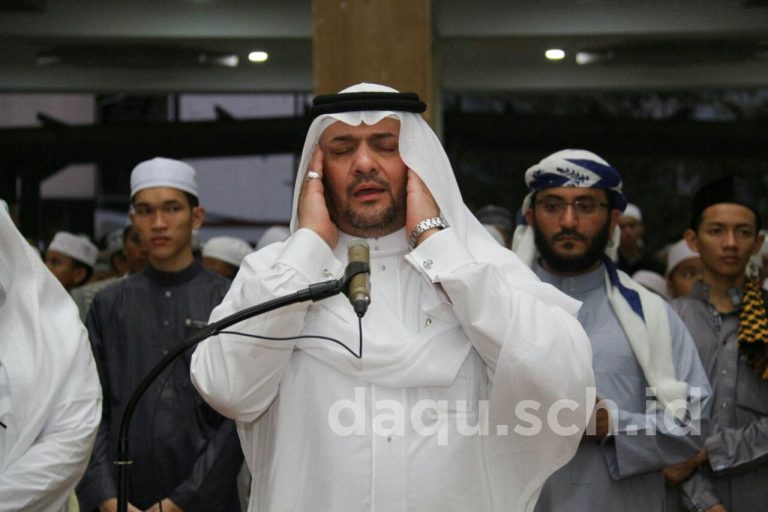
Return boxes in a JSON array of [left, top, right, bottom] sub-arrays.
[[324, 174, 406, 236], [533, 216, 611, 274]]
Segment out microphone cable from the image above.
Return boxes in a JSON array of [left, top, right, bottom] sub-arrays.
[[117, 270, 368, 512], [134, 322, 363, 508], [220, 319, 363, 359]]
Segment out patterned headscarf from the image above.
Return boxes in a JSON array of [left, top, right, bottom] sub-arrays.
[[521, 149, 627, 213]]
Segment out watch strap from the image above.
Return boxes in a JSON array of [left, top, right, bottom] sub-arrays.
[[409, 216, 448, 249]]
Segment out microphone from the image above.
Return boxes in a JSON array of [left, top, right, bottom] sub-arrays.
[[346, 239, 371, 317]]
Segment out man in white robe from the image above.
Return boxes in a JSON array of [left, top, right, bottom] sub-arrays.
[[191, 84, 595, 512], [0, 208, 102, 511], [512, 149, 711, 512]]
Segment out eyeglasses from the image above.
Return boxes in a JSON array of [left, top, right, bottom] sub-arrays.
[[535, 197, 608, 216]]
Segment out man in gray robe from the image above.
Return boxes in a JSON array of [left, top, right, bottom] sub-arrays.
[[513, 149, 711, 512], [668, 176, 768, 512], [76, 157, 242, 512]]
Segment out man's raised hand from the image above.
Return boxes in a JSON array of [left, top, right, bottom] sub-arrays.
[[406, 169, 440, 247], [297, 146, 339, 249]]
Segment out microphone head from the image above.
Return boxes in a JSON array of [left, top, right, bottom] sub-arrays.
[[346, 239, 371, 317], [347, 239, 369, 259]]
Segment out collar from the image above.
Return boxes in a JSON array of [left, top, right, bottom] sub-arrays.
[[144, 259, 203, 287], [337, 228, 408, 259], [691, 280, 743, 309], [533, 260, 605, 295]]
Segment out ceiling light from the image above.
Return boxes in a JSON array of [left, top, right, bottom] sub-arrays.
[[575, 51, 613, 65], [248, 51, 269, 63], [199, 53, 239, 68], [576, 51, 600, 65], [545, 49, 565, 61]]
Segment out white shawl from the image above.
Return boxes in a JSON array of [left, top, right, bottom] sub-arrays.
[[0, 209, 102, 511]]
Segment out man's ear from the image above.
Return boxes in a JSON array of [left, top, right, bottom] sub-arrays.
[[684, 229, 699, 253], [524, 208, 533, 226], [609, 209, 620, 232], [191, 206, 205, 230]]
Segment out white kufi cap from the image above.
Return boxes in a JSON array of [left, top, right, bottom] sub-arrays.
[[666, 239, 699, 276], [130, 157, 198, 198], [48, 231, 99, 267], [622, 203, 642, 221], [631, 270, 668, 299], [202, 236, 253, 267], [256, 225, 291, 250]]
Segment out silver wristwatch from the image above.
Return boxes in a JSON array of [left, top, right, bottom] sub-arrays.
[[409, 216, 448, 249]]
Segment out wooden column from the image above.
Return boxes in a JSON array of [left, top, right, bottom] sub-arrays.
[[312, 0, 435, 125]]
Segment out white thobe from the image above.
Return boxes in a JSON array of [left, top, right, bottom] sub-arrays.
[[0, 209, 102, 512], [192, 227, 594, 512]]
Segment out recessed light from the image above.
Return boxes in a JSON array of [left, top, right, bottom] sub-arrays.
[[545, 49, 566, 61], [575, 51, 612, 65], [248, 51, 269, 63], [199, 53, 239, 68]]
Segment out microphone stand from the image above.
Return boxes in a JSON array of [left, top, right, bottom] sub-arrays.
[[115, 261, 368, 512]]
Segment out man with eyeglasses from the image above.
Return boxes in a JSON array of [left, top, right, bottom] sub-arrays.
[[77, 158, 242, 512], [513, 149, 710, 512]]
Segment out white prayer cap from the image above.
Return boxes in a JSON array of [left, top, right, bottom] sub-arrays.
[[622, 203, 642, 221], [665, 239, 698, 276], [256, 225, 291, 250], [631, 270, 668, 299], [47, 231, 99, 267], [202, 236, 253, 267], [130, 157, 198, 198]]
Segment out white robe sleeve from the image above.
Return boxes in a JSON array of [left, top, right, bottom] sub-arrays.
[[406, 228, 596, 512], [191, 229, 344, 423]]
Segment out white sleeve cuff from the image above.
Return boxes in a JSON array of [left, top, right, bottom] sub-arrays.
[[276, 228, 344, 282], [405, 228, 475, 283]]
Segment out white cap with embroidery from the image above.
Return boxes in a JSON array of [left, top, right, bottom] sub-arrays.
[[202, 236, 253, 267], [130, 157, 198, 198], [48, 231, 98, 267], [666, 239, 699, 276]]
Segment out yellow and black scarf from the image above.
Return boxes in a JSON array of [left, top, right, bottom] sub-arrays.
[[737, 278, 768, 380]]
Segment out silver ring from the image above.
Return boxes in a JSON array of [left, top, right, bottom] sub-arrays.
[[306, 170, 321, 180]]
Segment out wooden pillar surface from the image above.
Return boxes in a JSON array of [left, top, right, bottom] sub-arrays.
[[313, 0, 434, 125]]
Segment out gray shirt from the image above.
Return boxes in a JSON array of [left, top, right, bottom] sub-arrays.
[[672, 281, 768, 512], [76, 260, 242, 511], [534, 263, 710, 512]]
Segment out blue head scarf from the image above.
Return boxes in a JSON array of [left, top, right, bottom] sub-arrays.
[[522, 149, 627, 213]]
